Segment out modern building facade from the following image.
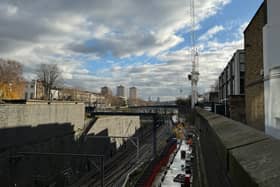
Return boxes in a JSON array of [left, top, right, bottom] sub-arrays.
[[263, 0, 280, 138], [217, 49, 245, 121], [116, 85, 125, 97], [101, 86, 112, 96], [204, 92, 219, 103], [244, 2, 267, 131], [129, 87, 137, 100], [218, 49, 245, 102]]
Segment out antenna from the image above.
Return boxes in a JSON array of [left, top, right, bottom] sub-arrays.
[[188, 0, 199, 108]]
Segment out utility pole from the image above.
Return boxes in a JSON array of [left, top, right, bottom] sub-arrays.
[[188, 0, 199, 109]]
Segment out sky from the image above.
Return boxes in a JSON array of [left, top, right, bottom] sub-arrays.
[[0, 0, 263, 101]]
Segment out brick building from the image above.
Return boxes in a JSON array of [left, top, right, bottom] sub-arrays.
[[244, 2, 267, 131]]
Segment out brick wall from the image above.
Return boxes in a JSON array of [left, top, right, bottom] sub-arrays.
[[228, 95, 246, 123], [244, 2, 267, 131]]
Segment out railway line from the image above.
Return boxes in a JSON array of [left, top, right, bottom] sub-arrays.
[[74, 118, 172, 187]]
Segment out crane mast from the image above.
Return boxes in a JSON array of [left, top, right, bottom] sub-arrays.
[[188, 0, 199, 109]]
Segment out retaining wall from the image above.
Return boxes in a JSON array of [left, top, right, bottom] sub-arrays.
[[0, 103, 85, 132], [195, 107, 280, 187], [87, 115, 141, 147]]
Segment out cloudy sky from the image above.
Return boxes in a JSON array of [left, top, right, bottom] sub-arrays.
[[0, 0, 263, 101]]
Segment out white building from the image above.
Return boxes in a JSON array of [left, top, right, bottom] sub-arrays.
[[51, 89, 59, 100], [263, 0, 280, 138], [24, 80, 37, 100], [90, 93, 106, 108]]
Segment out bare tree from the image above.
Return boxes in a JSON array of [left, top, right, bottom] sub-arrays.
[[0, 59, 25, 99], [37, 64, 62, 100]]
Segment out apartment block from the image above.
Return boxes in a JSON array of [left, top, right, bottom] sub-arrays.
[[116, 85, 125, 97], [129, 87, 137, 100], [218, 50, 245, 101]]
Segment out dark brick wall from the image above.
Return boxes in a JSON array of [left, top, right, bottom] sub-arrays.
[[228, 95, 246, 123], [244, 2, 267, 131]]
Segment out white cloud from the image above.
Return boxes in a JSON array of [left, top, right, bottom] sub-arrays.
[[0, 3, 18, 17], [0, 0, 236, 100], [0, 0, 231, 57], [68, 37, 242, 101], [199, 25, 225, 41]]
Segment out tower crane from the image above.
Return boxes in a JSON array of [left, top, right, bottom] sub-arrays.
[[188, 0, 199, 109]]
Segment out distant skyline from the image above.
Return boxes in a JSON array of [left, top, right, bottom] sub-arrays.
[[0, 0, 263, 101]]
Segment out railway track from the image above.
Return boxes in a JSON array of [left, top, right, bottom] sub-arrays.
[[85, 133, 155, 186], [73, 119, 171, 187]]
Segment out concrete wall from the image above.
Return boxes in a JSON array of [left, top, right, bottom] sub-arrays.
[[0, 103, 85, 132], [0, 123, 79, 187], [0, 123, 121, 187], [87, 115, 141, 147], [195, 108, 280, 187], [244, 3, 266, 131], [263, 0, 280, 139]]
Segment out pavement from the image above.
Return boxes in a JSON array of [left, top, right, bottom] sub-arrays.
[[152, 140, 193, 187]]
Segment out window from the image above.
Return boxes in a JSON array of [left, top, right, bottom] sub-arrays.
[[30, 84, 34, 88], [240, 63, 245, 72], [30, 93, 34, 99], [25, 92, 28, 99], [239, 53, 245, 63], [240, 72, 245, 78], [231, 62, 234, 76], [231, 80, 234, 95], [240, 79, 245, 94]]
